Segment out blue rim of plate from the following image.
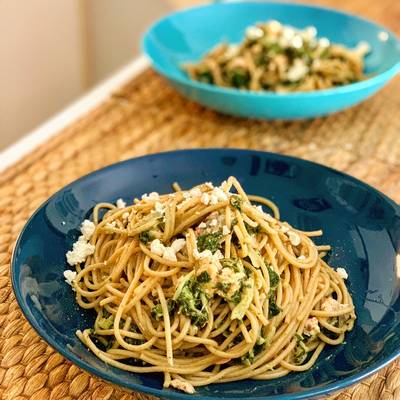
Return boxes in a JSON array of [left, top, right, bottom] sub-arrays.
[[11, 148, 400, 400], [142, 1, 400, 99]]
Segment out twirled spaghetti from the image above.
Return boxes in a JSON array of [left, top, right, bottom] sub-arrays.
[[65, 177, 355, 394]]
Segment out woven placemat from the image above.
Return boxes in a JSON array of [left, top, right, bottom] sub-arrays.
[[1, 2, 400, 399]]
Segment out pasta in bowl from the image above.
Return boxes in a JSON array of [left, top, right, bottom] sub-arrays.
[[184, 20, 370, 93], [65, 177, 355, 394]]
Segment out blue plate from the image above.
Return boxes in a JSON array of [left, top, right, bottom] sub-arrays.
[[142, 1, 400, 119], [12, 149, 400, 399]]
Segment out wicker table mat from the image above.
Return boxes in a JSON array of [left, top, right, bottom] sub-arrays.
[[1, 1, 400, 399]]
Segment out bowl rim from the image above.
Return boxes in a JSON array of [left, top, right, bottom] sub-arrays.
[[142, 0, 400, 99], [11, 148, 400, 400]]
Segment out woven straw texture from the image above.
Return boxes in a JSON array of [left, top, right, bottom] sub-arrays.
[[1, 1, 400, 399]]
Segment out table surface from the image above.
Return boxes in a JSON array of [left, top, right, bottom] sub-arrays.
[[1, 0, 400, 399]]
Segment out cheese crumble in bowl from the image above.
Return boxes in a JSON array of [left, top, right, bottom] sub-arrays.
[[142, 2, 400, 119]]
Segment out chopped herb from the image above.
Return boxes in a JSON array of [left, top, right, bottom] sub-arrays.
[[175, 277, 209, 327], [231, 217, 238, 226], [230, 195, 242, 211], [244, 222, 260, 235], [197, 232, 222, 254], [228, 68, 250, 88], [293, 337, 308, 365], [216, 281, 231, 293], [151, 304, 163, 321], [151, 299, 176, 321], [268, 291, 281, 318], [268, 267, 280, 288], [139, 230, 153, 244], [196, 70, 214, 84], [97, 311, 114, 330], [231, 290, 242, 305], [220, 258, 241, 273], [197, 271, 211, 284]]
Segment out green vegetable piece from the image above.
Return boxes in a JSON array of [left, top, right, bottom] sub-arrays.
[[197, 271, 211, 284], [268, 291, 281, 318], [216, 281, 231, 293], [196, 70, 214, 84], [97, 313, 114, 330], [244, 222, 260, 235], [220, 258, 241, 273], [268, 267, 280, 288], [174, 275, 209, 328], [230, 195, 242, 211], [151, 299, 176, 321], [231, 290, 242, 305], [139, 230, 153, 244], [228, 68, 250, 88], [197, 232, 222, 254]]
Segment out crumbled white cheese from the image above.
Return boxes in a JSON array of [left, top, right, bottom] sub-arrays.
[[222, 225, 230, 235], [318, 37, 330, 48], [80, 219, 95, 240], [170, 378, 195, 394], [354, 40, 371, 56], [66, 236, 95, 266], [150, 238, 186, 261], [190, 187, 202, 198], [321, 298, 346, 312], [150, 239, 165, 256], [378, 31, 389, 42], [336, 267, 348, 280], [198, 222, 207, 229], [64, 270, 77, 286], [209, 218, 218, 227], [213, 250, 224, 260], [287, 231, 301, 246], [268, 20, 282, 34], [193, 248, 213, 260], [154, 201, 165, 214], [209, 186, 228, 205], [171, 238, 186, 253], [163, 247, 177, 261], [182, 191, 191, 200], [302, 26, 317, 40], [116, 198, 126, 208], [255, 205, 263, 213], [286, 59, 309, 82], [298, 255, 306, 260], [304, 317, 320, 336], [106, 221, 117, 228], [142, 192, 160, 202], [201, 193, 210, 205], [291, 35, 303, 49], [246, 26, 264, 40], [122, 212, 130, 220], [224, 44, 240, 59]]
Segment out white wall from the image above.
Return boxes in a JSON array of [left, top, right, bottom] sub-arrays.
[[85, 0, 171, 84], [0, 0, 86, 150]]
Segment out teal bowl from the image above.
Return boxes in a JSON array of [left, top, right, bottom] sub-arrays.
[[142, 1, 400, 119]]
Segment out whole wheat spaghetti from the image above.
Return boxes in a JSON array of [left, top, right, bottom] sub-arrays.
[[65, 177, 355, 394], [183, 20, 370, 93]]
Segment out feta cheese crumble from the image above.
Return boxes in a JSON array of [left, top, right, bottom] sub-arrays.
[[286, 59, 309, 82], [150, 238, 186, 262], [66, 236, 95, 266], [142, 192, 160, 202], [304, 317, 320, 336], [336, 267, 348, 280], [80, 219, 95, 240], [64, 270, 77, 286], [222, 225, 230, 235], [170, 379, 195, 394], [116, 198, 126, 208]]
